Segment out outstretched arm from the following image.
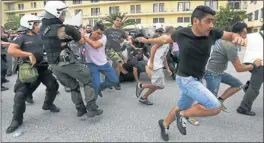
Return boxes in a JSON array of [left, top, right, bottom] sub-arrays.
[[221, 31, 246, 46], [137, 35, 173, 45]]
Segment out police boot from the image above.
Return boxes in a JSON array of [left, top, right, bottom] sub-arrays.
[[86, 102, 103, 118], [76, 103, 87, 117], [42, 104, 60, 112], [6, 115, 23, 134], [42, 83, 60, 112], [26, 95, 34, 104]]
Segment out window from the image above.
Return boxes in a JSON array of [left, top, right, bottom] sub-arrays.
[[31, 2, 36, 8], [178, 2, 190, 11], [91, 0, 100, 3], [130, 5, 141, 13], [153, 3, 165, 12], [18, 4, 24, 10], [248, 13, 253, 21], [205, 0, 218, 11], [184, 2, 190, 11], [153, 3, 158, 13], [159, 3, 164, 12], [177, 17, 183, 23], [261, 8, 263, 18], [153, 18, 164, 23], [109, 6, 119, 14], [253, 29, 258, 32], [7, 4, 15, 11], [31, 13, 37, 16], [184, 17, 190, 23], [91, 8, 100, 16], [75, 9, 83, 15], [73, 0, 82, 5], [228, 0, 241, 9], [88, 18, 99, 26], [254, 10, 259, 20], [128, 18, 141, 24]]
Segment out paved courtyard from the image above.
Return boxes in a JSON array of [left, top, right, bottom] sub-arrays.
[[1, 48, 263, 142]]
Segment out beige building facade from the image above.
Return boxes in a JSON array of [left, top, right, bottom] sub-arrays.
[[245, 0, 263, 32]]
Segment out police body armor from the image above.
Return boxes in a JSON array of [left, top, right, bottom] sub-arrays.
[[40, 24, 69, 64]]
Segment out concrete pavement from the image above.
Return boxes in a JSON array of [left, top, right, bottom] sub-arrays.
[[1, 48, 263, 142]]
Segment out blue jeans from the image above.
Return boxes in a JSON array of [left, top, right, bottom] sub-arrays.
[[176, 75, 221, 110], [87, 63, 119, 98], [204, 70, 243, 97]]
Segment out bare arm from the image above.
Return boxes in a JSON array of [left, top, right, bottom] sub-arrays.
[[138, 35, 173, 45], [164, 56, 170, 70], [149, 35, 173, 45], [8, 43, 32, 57], [232, 58, 262, 72], [232, 58, 254, 72], [1, 41, 11, 47], [129, 42, 137, 49], [84, 37, 103, 49], [221, 31, 246, 46]]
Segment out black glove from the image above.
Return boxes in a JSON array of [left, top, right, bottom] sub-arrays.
[[32, 52, 44, 64]]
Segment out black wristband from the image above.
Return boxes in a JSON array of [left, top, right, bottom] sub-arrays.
[[250, 63, 257, 71]]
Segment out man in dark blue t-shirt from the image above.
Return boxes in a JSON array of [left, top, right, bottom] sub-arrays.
[[137, 5, 246, 141]]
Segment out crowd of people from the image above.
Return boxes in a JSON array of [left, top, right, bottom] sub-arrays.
[[1, 1, 263, 141]]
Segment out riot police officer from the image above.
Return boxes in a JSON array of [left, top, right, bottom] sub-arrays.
[[39, 1, 103, 118], [6, 15, 60, 133]]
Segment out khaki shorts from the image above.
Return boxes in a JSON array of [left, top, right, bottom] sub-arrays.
[[106, 48, 124, 68], [146, 67, 165, 88]]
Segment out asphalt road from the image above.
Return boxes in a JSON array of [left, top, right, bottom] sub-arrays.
[[1, 48, 263, 142]]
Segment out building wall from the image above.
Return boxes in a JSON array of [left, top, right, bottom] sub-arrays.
[[2, 0, 237, 29], [245, 0, 263, 32]]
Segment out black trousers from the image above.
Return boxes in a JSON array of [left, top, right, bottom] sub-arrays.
[[1, 54, 8, 85], [238, 66, 263, 111], [12, 67, 59, 121]]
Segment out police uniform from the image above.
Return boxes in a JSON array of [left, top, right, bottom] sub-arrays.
[[6, 32, 60, 134], [40, 17, 102, 117]]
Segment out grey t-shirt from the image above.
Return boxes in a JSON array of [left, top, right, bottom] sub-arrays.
[[206, 39, 239, 73], [104, 27, 127, 52]]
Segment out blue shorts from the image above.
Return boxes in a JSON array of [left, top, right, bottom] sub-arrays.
[[204, 70, 243, 97], [176, 75, 221, 110]]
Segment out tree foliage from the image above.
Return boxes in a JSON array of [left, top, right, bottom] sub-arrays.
[[103, 12, 139, 28], [214, 6, 248, 31], [4, 15, 22, 30]]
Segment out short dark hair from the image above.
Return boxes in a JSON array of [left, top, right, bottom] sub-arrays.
[[93, 21, 105, 31], [231, 22, 247, 33], [113, 16, 121, 21], [191, 5, 216, 24], [86, 24, 92, 27]]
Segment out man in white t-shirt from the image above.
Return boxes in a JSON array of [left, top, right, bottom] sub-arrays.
[[84, 22, 119, 98], [135, 33, 172, 105]]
